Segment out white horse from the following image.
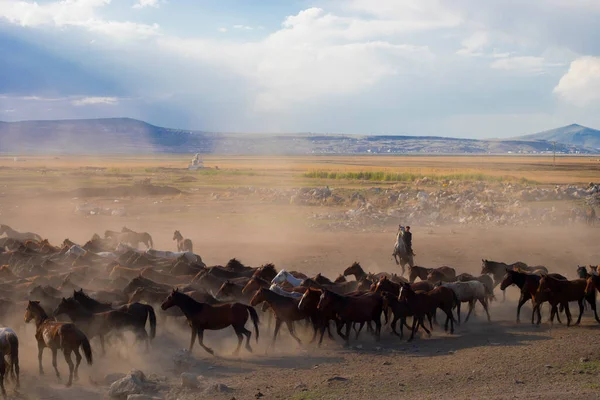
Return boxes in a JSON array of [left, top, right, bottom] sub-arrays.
[[271, 270, 304, 287], [145, 249, 198, 263], [438, 281, 490, 324], [393, 226, 414, 276], [0, 327, 20, 393], [269, 284, 303, 299], [0, 224, 42, 241], [65, 245, 87, 257]]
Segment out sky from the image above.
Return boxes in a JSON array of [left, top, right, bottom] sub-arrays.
[[0, 0, 600, 138]]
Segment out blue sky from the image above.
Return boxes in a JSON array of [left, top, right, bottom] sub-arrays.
[[0, 0, 600, 138]]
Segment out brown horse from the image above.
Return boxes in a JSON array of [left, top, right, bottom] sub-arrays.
[[297, 288, 337, 345], [500, 270, 567, 324], [481, 259, 529, 301], [373, 276, 434, 297], [538, 275, 594, 326], [53, 297, 153, 353], [250, 288, 306, 346], [24, 301, 93, 387], [173, 230, 193, 253], [251, 264, 278, 282], [161, 289, 259, 355], [399, 283, 457, 341], [380, 292, 424, 339], [0, 327, 19, 396], [317, 290, 383, 346]]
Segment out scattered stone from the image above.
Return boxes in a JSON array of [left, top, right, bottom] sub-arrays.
[[580, 357, 590, 363], [448, 350, 455, 355], [105, 373, 127, 386], [255, 391, 264, 398], [172, 349, 196, 372], [180, 373, 199, 389], [545, 364, 553, 369], [204, 383, 232, 394], [514, 379, 524, 384], [327, 377, 349, 383], [294, 384, 308, 391], [383, 361, 392, 366], [127, 395, 161, 400], [108, 370, 149, 399]]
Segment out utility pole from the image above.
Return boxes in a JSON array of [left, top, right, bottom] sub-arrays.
[[553, 141, 556, 167]]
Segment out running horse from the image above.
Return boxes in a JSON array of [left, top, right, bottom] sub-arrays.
[[24, 301, 93, 387], [0, 327, 19, 396], [392, 226, 414, 276], [0, 224, 42, 241]]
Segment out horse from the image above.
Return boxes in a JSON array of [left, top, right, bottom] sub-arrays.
[[24, 301, 93, 387], [436, 281, 490, 323], [72, 289, 157, 340], [297, 288, 337, 346], [481, 259, 529, 301], [317, 290, 383, 346], [500, 270, 566, 324], [271, 270, 304, 287], [252, 264, 278, 282], [173, 231, 193, 253], [0, 327, 19, 394], [399, 283, 457, 341], [373, 276, 434, 297], [392, 228, 414, 276], [343, 262, 407, 284], [0, 225, 42, 242], [538, 275, 593, 326], [250, 288, 306, 347], [121, 227, 154, 249], [161, 289, 259, 355], [380, 292, 422, 339]]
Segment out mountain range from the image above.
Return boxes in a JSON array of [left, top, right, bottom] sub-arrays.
[[0, 118, 598, 155]]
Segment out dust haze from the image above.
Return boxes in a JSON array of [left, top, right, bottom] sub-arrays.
[[0, 154, 599, 399]]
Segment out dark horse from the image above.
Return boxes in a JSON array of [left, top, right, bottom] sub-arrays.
[[72, 289, 157, 342], [500, 269, 566, 324], [161, 289, 259, 355], [538, 275, 596, 326], [24, 301, 93, 387], [481, 259, 529, 301], [54, 297, 153, 353]]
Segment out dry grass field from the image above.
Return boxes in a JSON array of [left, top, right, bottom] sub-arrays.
[[0, 154, 599, 400]]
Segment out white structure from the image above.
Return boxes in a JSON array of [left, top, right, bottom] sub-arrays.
[[188, 153, 204, 170]]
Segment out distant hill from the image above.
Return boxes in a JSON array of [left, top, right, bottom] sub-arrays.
[[0, 118, 597, 155], [513, 124, 600, 149]]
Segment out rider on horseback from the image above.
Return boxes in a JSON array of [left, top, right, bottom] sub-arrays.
[[403, 226, 415, 256]]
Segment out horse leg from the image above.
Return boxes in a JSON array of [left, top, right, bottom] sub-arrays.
[[587, 295, 600, 323], [188, 326, 197, 352], [480, 297, 491, 322], [576, 299, 584, 325], [374, 315, 382, 342], [408, 316, 418, 342], [232, 327, 243, 356], [63, 349, 74, 387], [355, 322, 365, 340], [51, 348, 60, 381], [564, 302, 572, 327], [37, 345, 44, 375], [343, 322, 351, 347], [390, 316, 400, 337], [420, 317, 431, 337], [285, 321, 302, 345], [272, 319, 282, 347], [242, 327, 253, 353], [73, 348, 82, 381], [196, 329, 214, 355], [516, 293, 528, 323], [12, 353, 19, 389], [465, 300, 475, 323]]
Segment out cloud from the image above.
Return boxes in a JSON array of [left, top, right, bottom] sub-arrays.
[[233, 24, 253, 30], [554, 56, 600, 106], [490, 56, 563, 74], [218, 27, 227, 33], [72, 96, 119, 106], [456, 31, 488, 56], [0, 0, 160, 38], [159, 7, 434, 110], [132, 0, 159, 9]]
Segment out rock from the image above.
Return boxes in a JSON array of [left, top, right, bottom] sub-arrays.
[[514, 379, 524, 384], [127, 396, 160, 400], [383, 361, 392, 366], [180, 373, 199, 389], [545, 364, 552, 369], [294, 383, 308, 391], [255, 392, 264, 399], [105, 373, 127, 386], [108, 370, 148, 399], [327, 376, 348, 383], [448, 350, 455, 355], [204, 383, 232, 394], [172, 349, 196, 372], [580, 357, 590, 363]]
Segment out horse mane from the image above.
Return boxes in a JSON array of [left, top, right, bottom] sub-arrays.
[[226, 258, 245, 270]]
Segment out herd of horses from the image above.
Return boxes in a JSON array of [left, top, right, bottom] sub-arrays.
[[0, 224, 597, 397]]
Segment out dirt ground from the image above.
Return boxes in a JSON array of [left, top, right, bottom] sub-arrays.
[[0, 156, 599, 400]]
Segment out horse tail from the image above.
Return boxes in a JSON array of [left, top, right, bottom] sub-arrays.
[[80, 333, 93, 366], [7, 332, 19, 378], [246, 306, 260, 343], [146, 304, 157, 340], [147, 234, 154, 249]]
